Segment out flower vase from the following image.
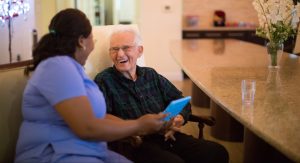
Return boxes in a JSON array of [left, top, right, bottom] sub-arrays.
[[266, 42, 284, 69]]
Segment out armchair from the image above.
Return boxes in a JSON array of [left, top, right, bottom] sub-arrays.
[[0, 61, 30, 163]]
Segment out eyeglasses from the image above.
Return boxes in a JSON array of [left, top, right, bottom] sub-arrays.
[[109, 45, 136, 54]]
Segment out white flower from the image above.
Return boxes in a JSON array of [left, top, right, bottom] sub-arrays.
[[252, 0, 299, 43]]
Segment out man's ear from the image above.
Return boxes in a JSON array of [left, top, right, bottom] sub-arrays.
[[137, 46, 144, 58]]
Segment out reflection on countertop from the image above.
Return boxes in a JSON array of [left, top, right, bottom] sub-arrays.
[[170, 39, 300, 162]]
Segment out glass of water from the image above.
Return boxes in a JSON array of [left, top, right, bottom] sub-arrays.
[[241, 80, 256, 105]]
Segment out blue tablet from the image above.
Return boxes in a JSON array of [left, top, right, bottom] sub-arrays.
[[162, 96, 191, 121]]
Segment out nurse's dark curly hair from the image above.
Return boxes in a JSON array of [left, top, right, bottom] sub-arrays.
[[25, 8, 91, 75]]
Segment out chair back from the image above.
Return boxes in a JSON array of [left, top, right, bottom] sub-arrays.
[[85, 24, 145, 79], [0, 63, 29, 163]]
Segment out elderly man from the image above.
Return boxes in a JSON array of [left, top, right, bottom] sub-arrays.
[[94, 28, 229, 163]]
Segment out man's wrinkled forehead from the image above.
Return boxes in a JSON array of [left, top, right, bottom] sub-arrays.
[[110, 32, 136, 47]]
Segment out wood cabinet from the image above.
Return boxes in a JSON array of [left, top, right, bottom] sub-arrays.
[[183, 29, 264, 44], [182, 28, 295, 53]]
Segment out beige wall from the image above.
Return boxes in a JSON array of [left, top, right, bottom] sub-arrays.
[[119, 0, 136, 24], [56, 0, 74, 12], [35, 0, 57, 39], [138, 0, 183, 81], [183, 0, 258, 28]]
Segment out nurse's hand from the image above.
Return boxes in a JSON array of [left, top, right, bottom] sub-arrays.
[[137, 113, 167, 135]]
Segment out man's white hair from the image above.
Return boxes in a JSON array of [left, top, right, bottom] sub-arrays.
[[109, 25, 143, 46]]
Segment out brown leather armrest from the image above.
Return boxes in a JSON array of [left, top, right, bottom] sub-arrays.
[[188, 114, 216, 126]]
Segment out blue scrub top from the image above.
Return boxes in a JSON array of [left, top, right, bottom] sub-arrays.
[[15, 56, 107, 161]]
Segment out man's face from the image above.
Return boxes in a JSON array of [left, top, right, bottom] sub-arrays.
[[109, 31, 143, 74]]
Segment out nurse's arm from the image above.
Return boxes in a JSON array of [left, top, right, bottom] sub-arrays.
[[54, 96, 165, 141]]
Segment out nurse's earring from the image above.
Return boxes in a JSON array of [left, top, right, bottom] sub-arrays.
[[82, 46, 86, 51]]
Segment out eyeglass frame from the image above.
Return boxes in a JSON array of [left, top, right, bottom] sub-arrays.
[[109, 45, 138, 54]]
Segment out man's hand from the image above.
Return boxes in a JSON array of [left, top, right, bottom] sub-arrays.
[[164, 114, 184, 141]]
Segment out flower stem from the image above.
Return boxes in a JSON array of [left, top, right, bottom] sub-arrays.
[[267, 43, 278, 67], [270, 52, 277, 66]]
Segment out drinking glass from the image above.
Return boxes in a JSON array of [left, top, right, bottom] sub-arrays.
[[241, 80, 256, 105]]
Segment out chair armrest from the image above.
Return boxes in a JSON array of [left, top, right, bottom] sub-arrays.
[[188, 114, 216, 126], [188, 114, 216, 139]]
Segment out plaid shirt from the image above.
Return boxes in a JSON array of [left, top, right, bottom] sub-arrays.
[[94, 66, 191, 122]]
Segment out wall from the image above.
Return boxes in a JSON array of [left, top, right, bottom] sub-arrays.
[[77, 0, 95, 25], [0, 0, 35, 64], [183, 0, 258, 28], [119, 0, 136, 24], [35, 0, 56, 40], [138, 0, 183, 81], [56, 0, 74, 13], [105, 0, 113, 25]]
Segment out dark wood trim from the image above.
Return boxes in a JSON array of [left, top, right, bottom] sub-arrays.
[[0, 60, 32, 70], [182, 30, 296, 53]]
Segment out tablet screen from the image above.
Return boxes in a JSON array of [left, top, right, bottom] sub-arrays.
[[162, 96, 191, 121]]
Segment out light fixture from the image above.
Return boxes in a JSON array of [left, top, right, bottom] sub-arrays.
[[0, 0, 30, 63], [0, 0, 30, 24]]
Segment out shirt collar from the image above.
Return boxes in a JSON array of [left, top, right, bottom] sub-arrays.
[[112, 65, 145, 82]]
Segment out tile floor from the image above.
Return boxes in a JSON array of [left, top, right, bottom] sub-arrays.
[[171, 79, 244, 163]]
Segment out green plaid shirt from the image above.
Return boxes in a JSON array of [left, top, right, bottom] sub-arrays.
[[94, 66, 191, 122]]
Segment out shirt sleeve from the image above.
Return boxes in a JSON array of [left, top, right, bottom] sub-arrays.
[[31, 57, 86, 106], [156, 72, 192, 123]]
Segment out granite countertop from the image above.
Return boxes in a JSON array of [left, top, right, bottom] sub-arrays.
[[170, 39, 300, 162]]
